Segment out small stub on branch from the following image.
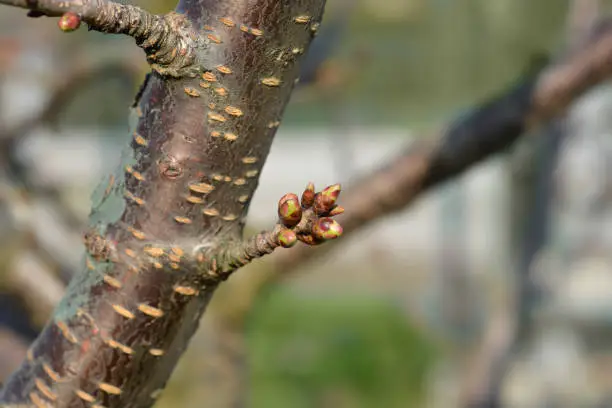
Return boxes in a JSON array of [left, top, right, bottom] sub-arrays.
[[209, 183, 345, 279]]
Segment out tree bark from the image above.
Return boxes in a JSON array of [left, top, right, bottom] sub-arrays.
[[0, 1, 332, 407]]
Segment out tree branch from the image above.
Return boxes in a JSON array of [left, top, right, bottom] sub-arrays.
[[1, 0, 199, 77], [0, 1, 330, 406]]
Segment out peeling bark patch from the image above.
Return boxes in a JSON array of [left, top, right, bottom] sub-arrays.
[[29, 391, 48, 408], [103, 275, 122, 289], [188, 182, 214, 194], [294, 15, 312, 23], [138, 304, 164, 318], [106, 338, 134, 355], [149, 348, 165, 357], [42, 363, 60, 382], [207, 33, 222, 44], [216, 65, 232, 74], [144, 247, 165, 257], [56, 320, 77, 344], [224, 132, 238, 141], [241, 156, 258, 164], [75, 389, 96, 403], [125, 165, 145, 181], [112, 304, 135, 320], [124, 190, 145, 206], [261, 77, 281, 86], [219, 17, 235, 27], [224, 106, 243, 116], [186, 195, 204, 204], [127, 226, 146, 240], [208, 112, 227, 122], [174, 286, 198, 296], [203, 208, 220, 217], [133, 132, 148, 147], [34, 378, 56, 402], [174, 215, 192, 224], [184, 87, 200, 97], [202, 72, 217, 82], [99, 382, 122, 395]]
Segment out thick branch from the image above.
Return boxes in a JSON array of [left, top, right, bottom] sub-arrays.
[[0, 0, 199, 76]]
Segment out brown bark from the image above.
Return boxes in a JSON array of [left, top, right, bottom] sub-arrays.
[[0, 1, 332, 407]]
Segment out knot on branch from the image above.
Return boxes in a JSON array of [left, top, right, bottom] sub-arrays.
[[139, 11, 200, 78], [49, 3, 200, 78], [93, 7, 199, 77]]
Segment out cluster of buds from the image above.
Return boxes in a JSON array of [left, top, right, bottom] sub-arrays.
[[276, 182, 344, 248]]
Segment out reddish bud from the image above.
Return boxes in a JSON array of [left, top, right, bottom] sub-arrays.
[[313, 217, 343, 240], [301, 182, 315, 208], [328, 206, 345, 216], [58, 12, 81, 32], [278, 193, 302, 227], [321, 184, 341, 203], [313, 193, 335, 215], [277, 229, 297, 248]]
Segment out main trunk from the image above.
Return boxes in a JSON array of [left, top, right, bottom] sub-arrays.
[[0, 1, 326, 406]]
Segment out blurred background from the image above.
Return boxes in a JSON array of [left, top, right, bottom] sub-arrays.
[[2, 0, 612, 407]]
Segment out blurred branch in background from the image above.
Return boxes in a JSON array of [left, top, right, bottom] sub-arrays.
[[0, 51, 140, 376], [275, 10, 612, 274], [463, 2, 601, 406]]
